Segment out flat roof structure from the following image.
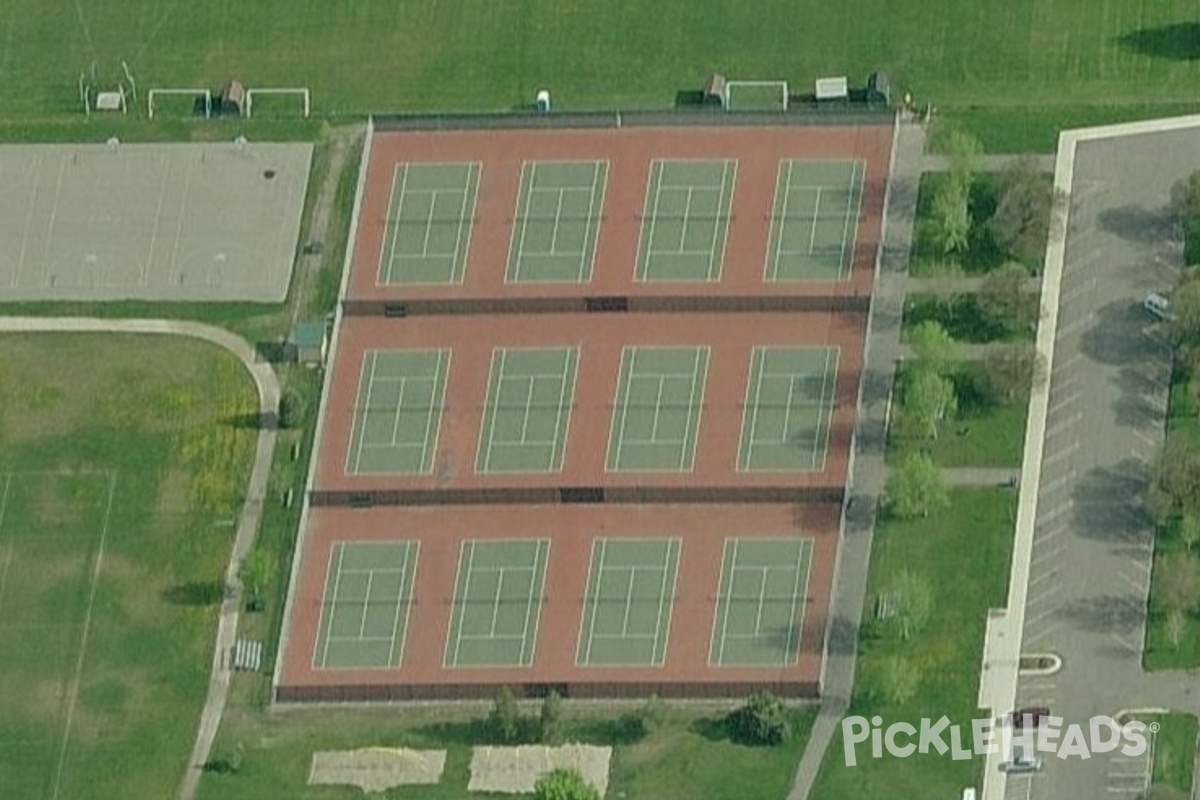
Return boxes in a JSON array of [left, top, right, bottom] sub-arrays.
[[276, 116, 895, 702], [0, 142, 311, 302]]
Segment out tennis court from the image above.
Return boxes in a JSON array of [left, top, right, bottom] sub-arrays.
[[737, 346, 838, 472], [444, 539, 549, 668], [312, 541, 419, 669], [635, 159, 736, 282], [764, 159, 864, 281], [377, 162, 480, 285], [476, 347, 579, 474], [709, 538, 812, 667], [606, 346, 709, 473], [506, 161, 607, 283], [576, 538, 680, 667], [345, 349, 450, 475]]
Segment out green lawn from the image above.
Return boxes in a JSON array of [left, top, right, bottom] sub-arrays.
[[9, 0, 1200, 122], [0, 334, 256, 800], [1140, 714, 1199, 795], [198, 700, 814, 800], [903, 294, 1034, 343], [810, 488, 1017, 799]]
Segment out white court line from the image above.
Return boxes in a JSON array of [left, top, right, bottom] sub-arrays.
[[476, 348, 508, 473], [836, 160, 865, 278], [419, 350, 451, 474], [448, 162, 480, 284], [508, 161, 537, 282], [713, 538, 739, 666], [520, 540, 550, 665], [785, 540, 812, 664], [378, 164, 409, 284], [580, 160, 607, 281], [680, 347, 710, 471], [14, 156, 43, 288], [356, 571, 376, 638], [488, 568, 506, 636], [550, 348, 577, 472], [708, 159, 735, 282], [447, 539, 476, 667], [420, 189, 438, 256], [809, 348, 835, 470], [621, 566, 638, 635], [678, 187, 694, 253], [607, 347, 639, 471], [752, 567, 769, 635], [578, 538, 606, 665], [164, 156, 192, 287], [50, 474, 116, 800], [315, 542, 348, 668], [550, 186, 565, 254], [653, 539, 680, 665], [347, 350, 380, 474], [635, 161, 665, 281], [737, 347, 766, 471], [807, 186, 823, 254], [142, 162, 171, 287], [763, 160, 794, 281], [387, 376, 409, 446]]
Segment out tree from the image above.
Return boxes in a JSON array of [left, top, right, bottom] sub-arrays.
[[991, 158, 1052, 264], [1170, 170, 1200, 229], [1168, 275, 1200, 350], [533, 768, 601, 800], [937, 129, 983, 193], [1157, 552, 1200, 616], [929, 178, 971, 254], [239, 548, 272, 611], [1148, 437, 1200, 524], [980, 344, 1039, 404], [1167, 608, 1187, 650], [907, 320, 961, 377], [727, 690, 792, 746], [623, 694, 668, 739], [902, 367, 957, 440], [1180, 514, 1200, 555], [539, 690, 564, 745], [878, 655, 922, 705], [490, 685, 521, 744], [978, 263, 1034, 334], [887, 570, 934, 641], [1141, 785, 1189, 800], [278, 389, 307, 429], [886, 452, 950, 520]]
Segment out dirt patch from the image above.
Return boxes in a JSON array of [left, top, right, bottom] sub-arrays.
[[468, 744, 611, 795], [308, 747, 447, 793]]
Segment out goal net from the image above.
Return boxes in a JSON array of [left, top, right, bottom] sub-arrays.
[[723, 80, 789, 112]]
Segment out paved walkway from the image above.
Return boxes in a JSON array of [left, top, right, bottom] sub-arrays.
[[0, 317, 282, 800], [787, 119, 926, 800], [944, 467, 1020, 486], [906, 276, 1041, 295]]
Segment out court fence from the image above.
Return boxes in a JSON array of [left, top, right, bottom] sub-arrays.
[[310, 485, 844, 508], [276, 678, 818, 703], [371, 107, 892, 132], [343, 293, 870, 317]]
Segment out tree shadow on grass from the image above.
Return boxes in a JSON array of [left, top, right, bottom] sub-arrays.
[[410, 719, 496, 748], [1116, 23, 1200, 61], [162, 580, 226, 606]]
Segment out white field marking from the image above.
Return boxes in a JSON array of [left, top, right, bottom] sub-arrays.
[[447, 539, 476, 667], [752, 567, 768, 635], [807, 186, 823, 254], [356, 572, 376, 638], [0, 473, 14, 620], [379, 164, 409, 284], [550, 186, 565, 254], [621, 566, 638, 635], [608, 347, 638, 471], [837, 160, 865, 278], [142, 160, 171, 286], [388, 376, 409, 446], [164, 155, 192, 286], [649, 376, 666, 441], [550, 348, 577, 471], [521, 540, 550, 665], [317, 542, 348, 668], [578, 537, 605, 665], [488, 568, 505, 636], [709, 159, 736, 282], [636, 161, 665, 281], [653, 539, 681, 665], [579, 160, 607, 281], [449, 163, 480, 284], [419, 188, 439, 256], [810, 348, 835, 471], [510, 161, 537, 281], [419, 350, 450, 474], [737, 347, 765, 471], [713, 538, 739, 666], [51, 474, 116, 800], [764, 160, 793, 281], [676, 186, 694, 255], [680, 347, 710, 471]]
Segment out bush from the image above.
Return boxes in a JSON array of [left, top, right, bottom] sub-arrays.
[[534, 767, 600, 800], [278, 389, 306, 429], [540, 690, 564, 745], [490, 686, 522, 744], [727, 691, 792, 746]]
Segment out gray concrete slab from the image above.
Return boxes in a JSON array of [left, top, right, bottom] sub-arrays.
[[0, 141, 311, 303]]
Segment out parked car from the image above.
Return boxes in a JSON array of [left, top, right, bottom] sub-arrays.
[[999, 755, 1044, 774], [1004, 706, 1051, 729], [1144, 293, 1173, 321]]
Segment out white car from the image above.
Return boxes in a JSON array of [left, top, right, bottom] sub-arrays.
[[1144, 293, 1173, 321], [999, 755, 1043, 774]]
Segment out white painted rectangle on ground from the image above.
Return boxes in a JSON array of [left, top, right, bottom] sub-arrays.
[[469, 744, 610, 795], [309, 748, 447, 792]]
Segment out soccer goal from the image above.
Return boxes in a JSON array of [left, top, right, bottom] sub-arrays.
[[723, 80, 789, 112], [245, 87, 311, 118], [148, 88, 211, 119]]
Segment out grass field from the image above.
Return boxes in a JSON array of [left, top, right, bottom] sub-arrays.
[[0, 334, 256, 799], [1146, 713, 1198, 796], [810, 488, 1017, 799], [198, 700, 814, 800], [9, 0, 1200, 122]]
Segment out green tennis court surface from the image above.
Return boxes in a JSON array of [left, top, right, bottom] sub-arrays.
[[445, 539, 549, 668], [764, 159, 864, 281], [313, 541, 419, 669], [377, 162, 480, 285], [709, 538, 812, 667], [0, 472, 112, 800], [346, 349, 450, 475], [476, 347, 579, 473], [507, 160, 608, 283], [635, 159, 736, 282], [737, 346, 838, 472], [606, 346, 709, 473], [576, 538, 680, 666]]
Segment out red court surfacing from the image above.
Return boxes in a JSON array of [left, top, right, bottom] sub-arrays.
[[275, 118, 894, 702], [277, 502, 838, 700], [346, 125, 891, 302]]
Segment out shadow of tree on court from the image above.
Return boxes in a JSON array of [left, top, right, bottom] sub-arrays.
[[162, 580, 226, 606], [1097, 205, 1174, 246], [1116, 23, 1200, 61]]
